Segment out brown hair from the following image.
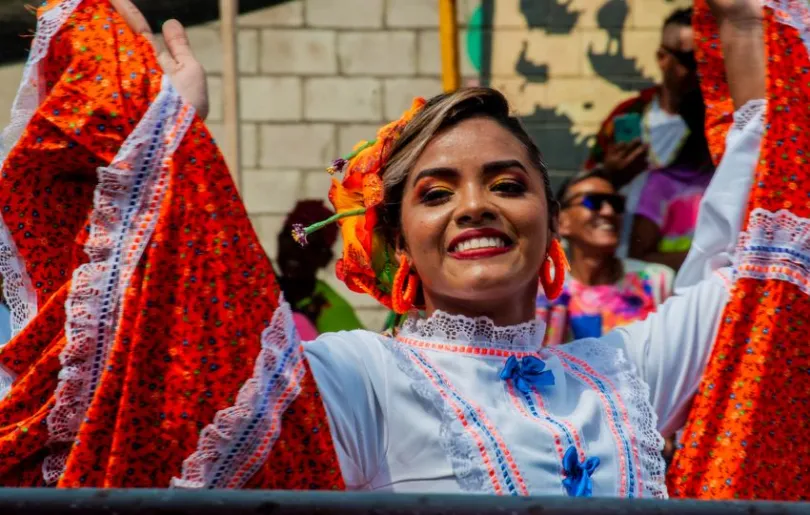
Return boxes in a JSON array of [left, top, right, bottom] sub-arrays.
[[380, 87, 558, 244]]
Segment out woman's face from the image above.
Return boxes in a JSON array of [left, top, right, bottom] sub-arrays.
[[398, 117, 551, 316], [558, 176, 622, 251]]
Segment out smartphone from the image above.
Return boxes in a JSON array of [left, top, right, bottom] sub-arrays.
[[613, 113, 642, 143]]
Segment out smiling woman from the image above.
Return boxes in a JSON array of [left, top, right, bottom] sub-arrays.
[[0, 0, 795, 501], [383, 90, 557, 326], [184, 78, 760, 496]]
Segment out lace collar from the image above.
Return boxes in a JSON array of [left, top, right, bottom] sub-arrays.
[[397, 310, 546, 354]]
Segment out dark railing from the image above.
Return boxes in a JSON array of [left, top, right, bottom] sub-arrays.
[[0, 489, 808, 515]]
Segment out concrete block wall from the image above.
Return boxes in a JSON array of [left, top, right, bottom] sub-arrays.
[[181, 0, 485, 330], [0, 0, 691, 328]]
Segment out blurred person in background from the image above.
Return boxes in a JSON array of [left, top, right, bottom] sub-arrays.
[[277, 200, 364, 336], [626, 151, 713, 271], [537, 169, 673, 346], [584, 7, 713, 268]]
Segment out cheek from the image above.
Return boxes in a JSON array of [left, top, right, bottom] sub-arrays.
[[400, 205, 449, 259], [512, 203, 549, 258], [513, 199, 548, 236]]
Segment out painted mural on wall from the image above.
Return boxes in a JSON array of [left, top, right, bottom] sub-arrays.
[[0, 0, 691, 188], [466, 0, 691, 187]]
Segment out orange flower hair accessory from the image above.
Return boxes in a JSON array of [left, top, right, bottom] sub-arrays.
[[292, 97, 427, 309]]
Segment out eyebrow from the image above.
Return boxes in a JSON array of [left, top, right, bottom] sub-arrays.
[[482, 159, 528, 175], [411, 159, 528, 187], [411, 167, 456, 187]]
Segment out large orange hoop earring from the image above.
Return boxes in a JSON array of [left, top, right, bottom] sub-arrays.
[[392, 257, 420, 314], [540, 239, 569, 301]]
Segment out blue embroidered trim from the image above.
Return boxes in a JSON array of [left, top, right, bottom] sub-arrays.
[[208, 329, 300, 488], [409, 348, 523, 495], [86, 98, 173, 398], [562, 358, 638, 497]]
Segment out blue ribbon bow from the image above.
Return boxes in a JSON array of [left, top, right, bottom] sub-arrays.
[[561, 445, 600, 497], [499, 355, 554, 394]]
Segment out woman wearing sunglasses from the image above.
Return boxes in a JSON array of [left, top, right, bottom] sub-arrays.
[[536, 170, 673, 346]]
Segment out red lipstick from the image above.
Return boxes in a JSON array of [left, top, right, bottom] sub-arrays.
[[447, 228, 514, 260]]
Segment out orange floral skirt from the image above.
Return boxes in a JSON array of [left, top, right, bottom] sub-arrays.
[[668, 0, 810, 500]]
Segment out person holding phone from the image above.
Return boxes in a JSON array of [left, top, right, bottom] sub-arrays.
[[584, 8, 712, 266], [536, 169, 673, 346]]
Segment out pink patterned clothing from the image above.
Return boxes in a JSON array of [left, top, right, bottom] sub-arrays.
[[634, 167, 713, 254], [537, 260, 674, 346]]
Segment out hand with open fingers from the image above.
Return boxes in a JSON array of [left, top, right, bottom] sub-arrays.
[[109, 0, 209, 120]]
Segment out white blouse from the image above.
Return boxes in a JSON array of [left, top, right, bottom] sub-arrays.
[[174, 101, 764, 496], [301, 100, 764, 497], [304, 269, 730, 497]]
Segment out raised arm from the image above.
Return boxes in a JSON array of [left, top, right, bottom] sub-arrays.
[[674, 0, 766, 290], [708, 0, 766, 109], [610, 0, 768, 434]]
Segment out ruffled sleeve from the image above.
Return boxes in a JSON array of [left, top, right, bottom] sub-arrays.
[[172, 301, 388, 491], [172, 302, 347, 490]]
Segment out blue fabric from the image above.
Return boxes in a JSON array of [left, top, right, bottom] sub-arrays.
[[499, 355, 554, 394], [0, 304, 10, 347], [569, 314, 603, 339], [562, 445, 600, 497]]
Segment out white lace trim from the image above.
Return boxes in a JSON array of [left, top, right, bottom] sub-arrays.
[[43, 77, 195, 485], [549, 340, 667, 499], [385, 338, 495, 494], [0, 0, 83, 343], [172, 301, 306, 489], [0, 363, 15, 400], [732, 99, 767, 133], [735, 208, 810, 293], [764, 0, 810, 57], [399, 310, 545, 353], [0, 225, 36, 343]]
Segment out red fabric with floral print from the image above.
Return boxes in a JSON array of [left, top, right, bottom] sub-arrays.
[[692, 0, 735, 166], [668, 3, 810, 500], [0, 0, 344, 490], [244, 362, 345, 490]]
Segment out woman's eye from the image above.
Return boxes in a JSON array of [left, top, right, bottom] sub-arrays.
[[492, 180, 527, 195], [421, 188, 452, 204]]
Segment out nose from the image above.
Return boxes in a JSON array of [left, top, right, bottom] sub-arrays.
[[455, 183, 495, 226], [598, 199, 616, 217]]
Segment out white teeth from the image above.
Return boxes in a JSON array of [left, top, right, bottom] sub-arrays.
[[452, 237, 506, 253]]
